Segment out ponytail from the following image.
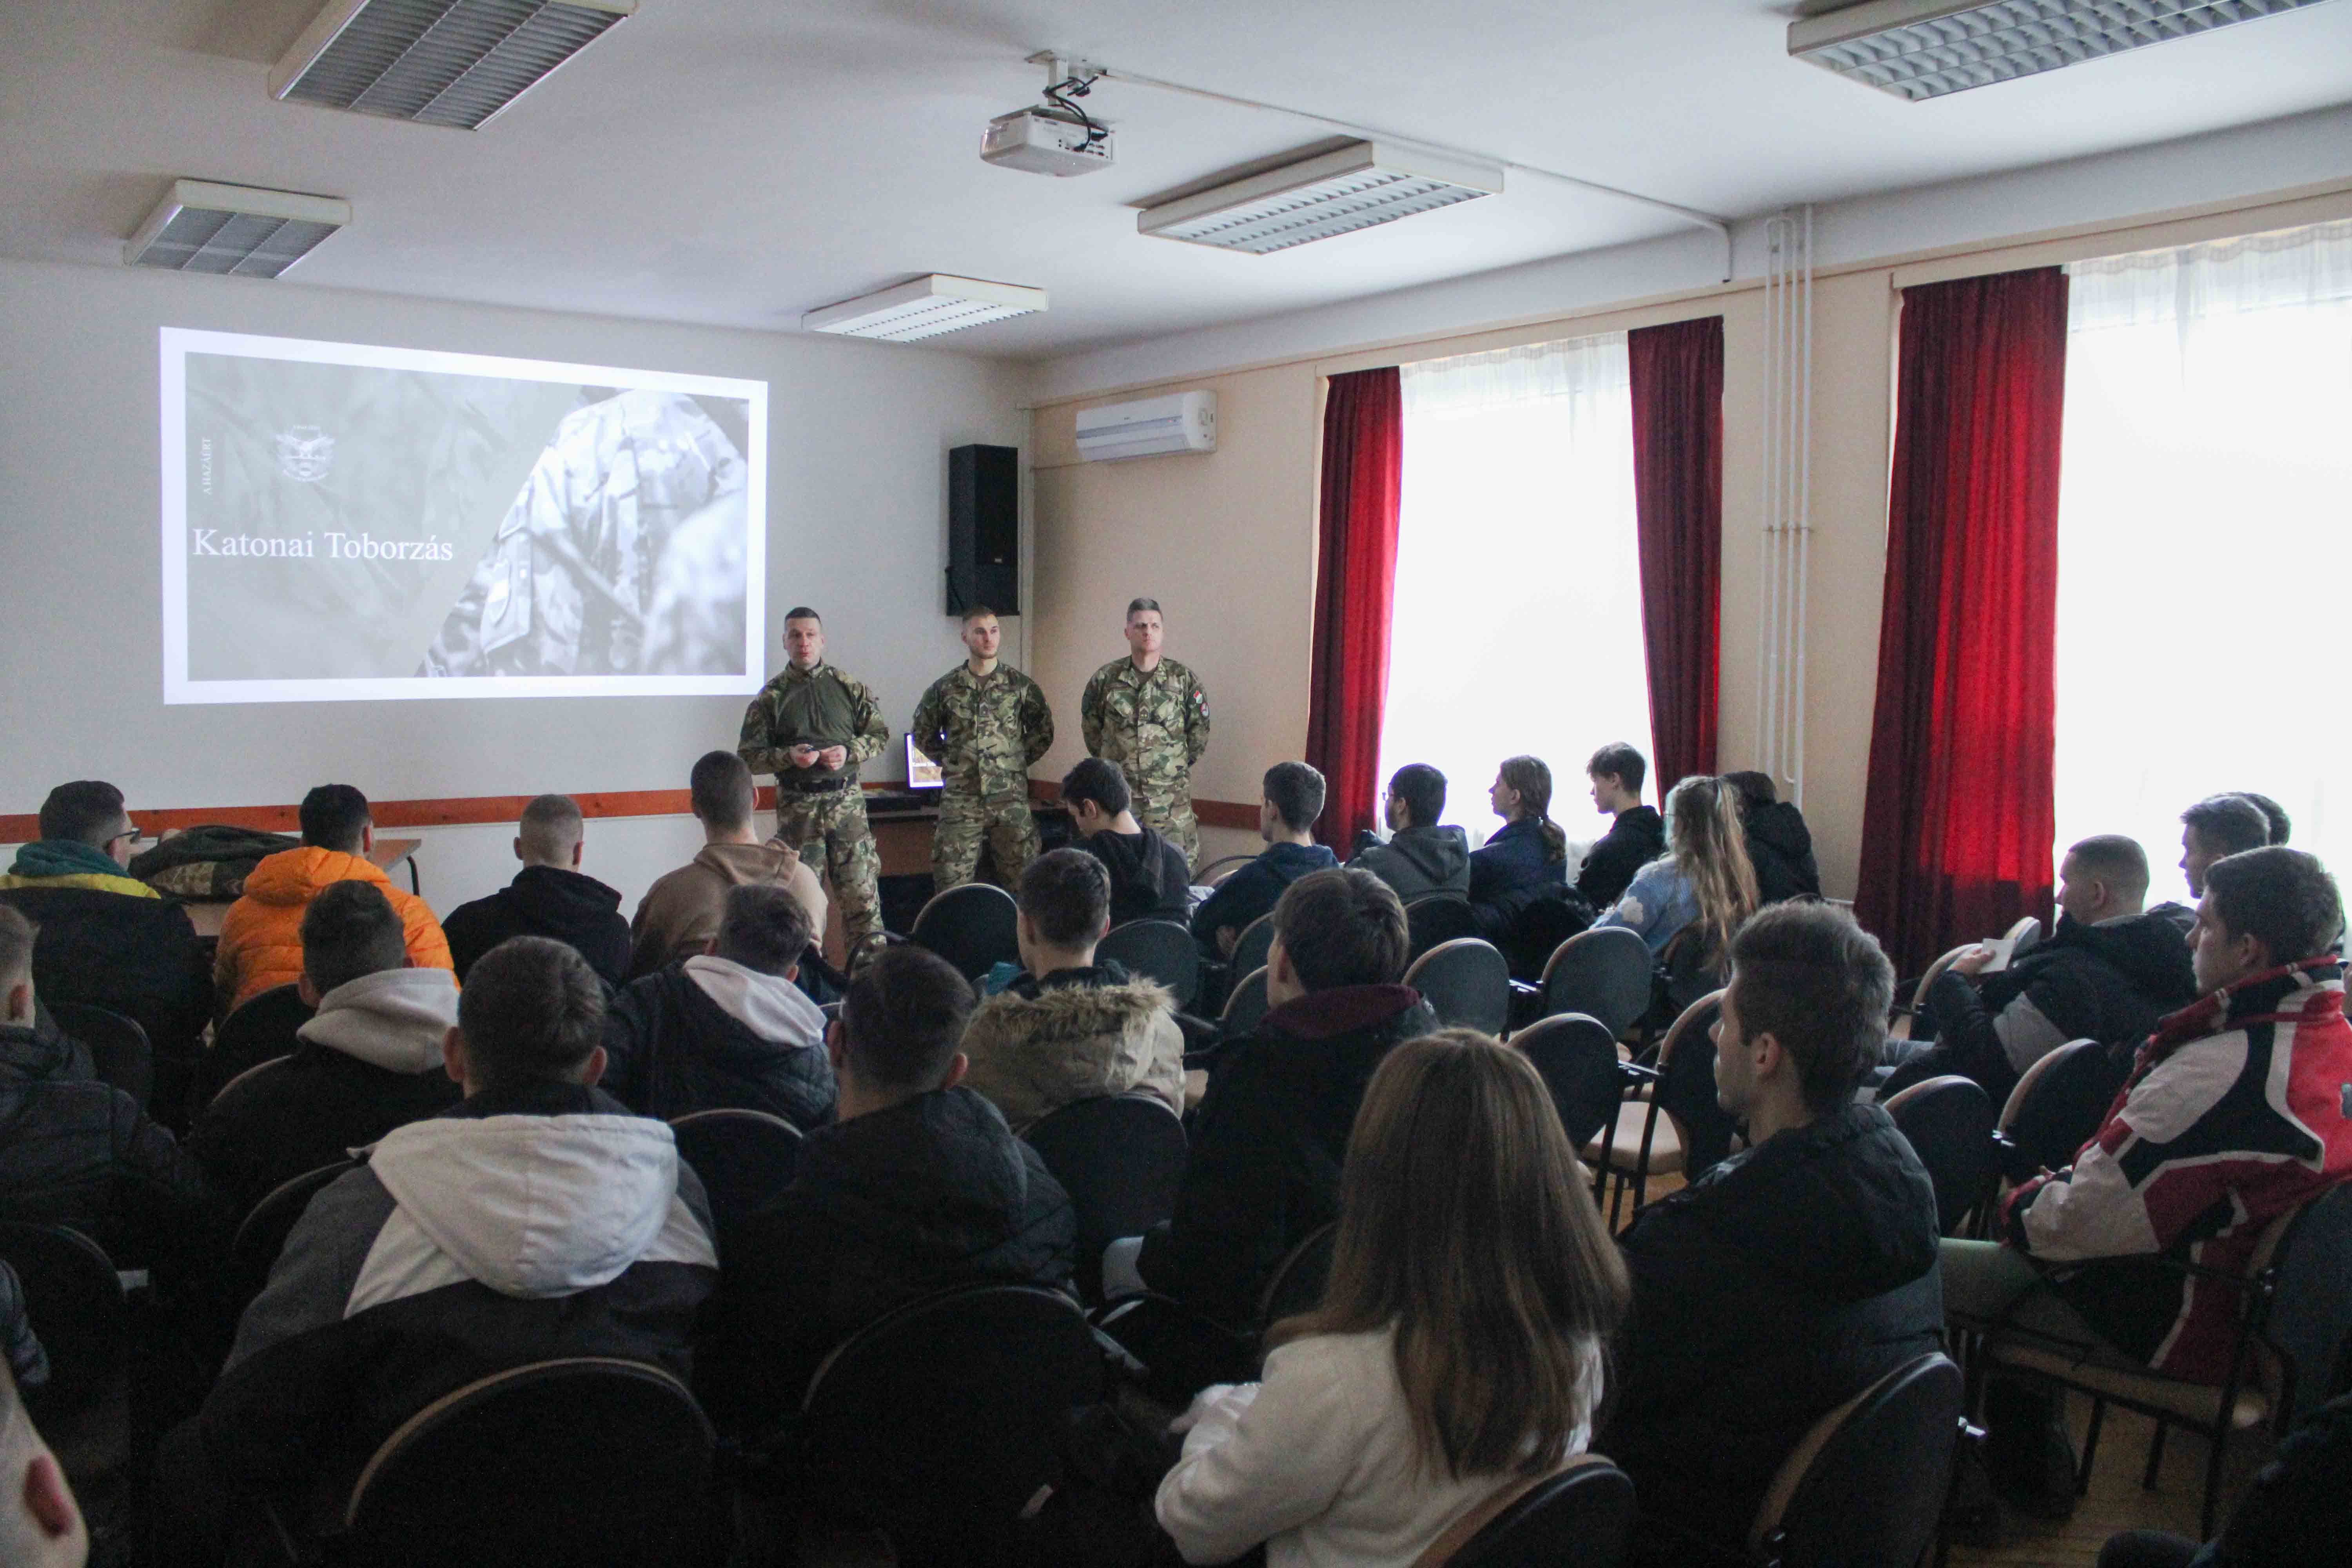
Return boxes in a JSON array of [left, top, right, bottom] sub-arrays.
[[1499, 755, 1568, 866]]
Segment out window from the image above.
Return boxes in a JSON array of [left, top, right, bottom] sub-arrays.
[[1376, 336, 1654, 850], [2054, 218, 2352, 903]]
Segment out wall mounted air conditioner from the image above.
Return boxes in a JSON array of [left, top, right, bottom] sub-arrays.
[[1074, 391, 1217, 462]]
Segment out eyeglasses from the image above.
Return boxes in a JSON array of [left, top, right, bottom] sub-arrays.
[[110, 824, 147, 847]]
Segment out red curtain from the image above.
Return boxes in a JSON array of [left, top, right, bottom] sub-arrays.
[[1305, 367, 1405, 849], [1857, 267, 2069, 977], [1628, 318, 1724, 803]]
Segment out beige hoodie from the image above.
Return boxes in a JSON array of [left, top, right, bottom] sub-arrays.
[[627, 840, 827, 980]]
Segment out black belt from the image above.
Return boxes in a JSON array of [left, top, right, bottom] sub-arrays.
[[777, 778, 851, 795]]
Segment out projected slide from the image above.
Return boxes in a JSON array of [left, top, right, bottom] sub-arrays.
[[161, 328, 767, 704]]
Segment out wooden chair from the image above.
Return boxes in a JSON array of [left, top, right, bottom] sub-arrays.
[[2003, 915, 2045, 955], [1880, 1074, 1999, 1236], [1403, 937, 1512, 1035], [1586, 990, 1726, 1225], [208, 1054, 294, 1112], [1748, 1354, 1962, 1567], [1996, 1038, 2126, 1177], [1404, 893, 1480, 961], [225, 1160, 356, 1332], [1196, 854, 1254, 888], [0, 1223, 125, 1419], [1888, 944, 1976, 1042], [1511, 1013, 1622, 1152], [1258, 1220, 1337, 1327]]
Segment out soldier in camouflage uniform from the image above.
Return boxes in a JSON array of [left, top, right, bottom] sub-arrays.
[[1080, 597, 1212, 868], [911, 607, 1054, 892], [739, 609, 890, 967]]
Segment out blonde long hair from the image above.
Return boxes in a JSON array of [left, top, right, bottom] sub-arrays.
[[1664, 774, 1759, 965]]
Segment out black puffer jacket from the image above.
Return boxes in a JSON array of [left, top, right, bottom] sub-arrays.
[[185, 1044, 462, 1216], [1573, 806, 1663, 909], [601, 961, 836, 1129], [1741, 800, 1822, 906], [1073, 829, 1193, 926], [0, 884, 212, 1058], [440, 865, 632, 987], [1604, 1101, 1943, 1552]]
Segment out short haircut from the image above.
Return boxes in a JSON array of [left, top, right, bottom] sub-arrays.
[[1059, 757, 1131, 817], [960, 605, 998, 624], [784, 606, 821, 625], [2065, 834, 2150, 900], [1018, 848, 1112, 949], [690, 750, 755, 829], [2204, 847, 2342, 967], [1387, 764, 1446, 828], [1586, 742, 1648, 798], [299, 784, 371, 852], [1726, 901, 1895, 1116], [1722, 769, 1777, 809], [1263, 761, 1327, 834], [1274, 868, 1408, 992], [838, 946, 974, 1095], [37, 780, 127, 846], [517, 794, 584, 862], [299, 880, 408, 995], [0, 906, 33, 990], [713, 883, 815, 975], [2182, 795, 2270, 859], [1125, 597, 1161, 620], [2236, 792, 2292, 846], [457, 936, 605, 1091]]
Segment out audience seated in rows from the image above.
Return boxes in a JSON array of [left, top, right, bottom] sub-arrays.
[[1343, 763, 1470, 903], [603, 882, 835, 1129], [3, 1360, 85, 1568], [1192, 762, 1339, 961], [213, 785, 452, 1016], [628, 751, 825, 981], [187, 882, 461, 1215], [1060, 758, 1192, 927], [160, 936, 719, 1561], [713, 946, 1073, 1428], [960, 849, 1185, 1133], [1574, 743, 1664, 909], [1603, 900, 1942, 1555], [1468, 755, 1570, 913], [439, 793, 631, 987], [0, 780, 211, 1063], [1943, 845, 2352, 1515], [1594, 773, 1760, 965], [1156, 1030, 1628, 1566], [1131, 868, 1437, 1331], [1722, 769, 1821, 906]]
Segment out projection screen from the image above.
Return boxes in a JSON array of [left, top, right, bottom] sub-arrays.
[[161, 328, 767, 704]]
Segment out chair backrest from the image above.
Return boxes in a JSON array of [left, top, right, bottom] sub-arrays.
[[1197, 854, 1253, 887], [1509, 1013, 1622, 1152], [1751, 1352, 1962, 1567], [1022, 1093, 1188, 1299], [1498, 892, 1596, 984], [1996, 1038, 2096, 1134], [1220, 965, 1270, 1036], [1653, 991, 1737, 1180], [668, 1109, 803, 1242], [1882, 1074, 2000, 1235], [2264, 1180, 2352, 1425], [0, 1223, 125, 1416], [1258, 1220, 1338, 1330], [339, 1357, 713, 1568], [208, 1053, 295, 1112], [2003, 1037, 2131, 1173], [204, 983, 313, 1104], [2004, 915, 2045, 955], [907, 882, 1020, 980], [1403, 938, 1512, 1036], [1658, 922, 1722, 1015], [1405, 894, 1480, 961], [1541, 927, 1653, 1038], [227, 1160, 356, 1326], [1442, 1454, 1636, 1568], [1907, 943, 1978, 1016], [1094, 919, 1202, 1010], [1229, 913, 1277, 982], [45, 1001, 152, 1112]]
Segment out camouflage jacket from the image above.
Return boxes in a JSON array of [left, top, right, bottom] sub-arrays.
[[911, 662, 1054, 798], [739, 662, 889, 786], [1080, 657, 1210, 790]]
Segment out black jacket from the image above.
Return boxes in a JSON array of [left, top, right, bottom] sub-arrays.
[[1138, 985, 1439, 1330], [1572, 807, 1663, 909], [1740, 801, 1821, 906], [1074, 829, 1194, 927], [601, 962, 837, 1129], [185, 1044, 461, 1216], [714, 1086, 1074, 1426], [1347, 824, 1472, 903], [0, 883, 212, 1058], [1191, 842, 1339, 953], [440, 865, 632, 987], [1603, 1101, 1944, 1550]]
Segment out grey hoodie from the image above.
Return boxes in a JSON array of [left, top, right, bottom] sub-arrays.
[[1346, 824, 1472, 902], [296, 966, 458, 1074]]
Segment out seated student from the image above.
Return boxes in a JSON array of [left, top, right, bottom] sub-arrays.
[[439, 794, 630, 987], [1574, 743, 1665, 909], [1722, 769, 1821, 906], [1883, 835, 2195, 1104], [1192, 763, 1339, 960], [1942, 846, 2352, 1515], [2, 1360, 86, 1568], [603, 883, 835, 1129], [1602, 901, 1942, 1555], [2177, 793, 2271, 902], [1060, 759, 1193, 927], [630, 751, 826, 980], [1595, 773, 1759, 965], [1132, 869, 1437, 1331], [186, 882, 462, 1215], [1344, 763, 1470, 903], [1157, 1031, 1629, 1567], [1469, 756, 1570, 909], [713, 947, 1074, 1426], [162, 936, 718, 1558], [2237, 790, 2291, 846], [214, 785, 451, 1016], [960, 849, 1185, 1132], [0, 780, 211, 1066]]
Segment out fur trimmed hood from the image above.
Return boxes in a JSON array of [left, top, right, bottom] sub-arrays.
[[959, 974, 1186, 1133]]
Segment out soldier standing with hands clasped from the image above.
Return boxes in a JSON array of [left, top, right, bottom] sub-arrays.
[[1081, 597, 1211, 869], [911, 607, 1054, 892], [738, 608, 889, 968]]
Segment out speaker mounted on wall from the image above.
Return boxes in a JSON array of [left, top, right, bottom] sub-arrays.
[[947, 443, 1020, 616]]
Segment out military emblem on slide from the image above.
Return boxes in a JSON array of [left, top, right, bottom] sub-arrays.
[[275, 425, 335, 483]]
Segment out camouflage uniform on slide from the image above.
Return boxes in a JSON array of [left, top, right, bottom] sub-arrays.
[[910, 662, 1054, 891], [739, 662, 890, 967], [1080, 657, 1212, 869]]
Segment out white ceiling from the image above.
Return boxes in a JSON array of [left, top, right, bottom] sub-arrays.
[[4, 0, 2350, 359]]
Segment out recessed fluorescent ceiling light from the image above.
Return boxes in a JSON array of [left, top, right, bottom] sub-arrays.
[[1790, 0, 2330, 102], [801, 276, 1049, 342], [1138, 140, 1503, 255], [272, 0, 634, 129], [123, 180, 352, 278]]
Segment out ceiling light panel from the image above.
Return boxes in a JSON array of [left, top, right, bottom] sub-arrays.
[[272, 0, 635, 129], [802, 276, 1049, 342], [123, 180, 352, 278], [1790, 0, 2330, 102], [1139, 141, 1504, 255]]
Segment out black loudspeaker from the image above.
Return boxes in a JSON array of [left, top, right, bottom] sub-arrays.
[[947, 444, 1019, 616]]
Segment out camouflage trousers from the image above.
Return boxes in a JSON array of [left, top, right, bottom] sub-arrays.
[[1129, 780, 1199, 871], [773, 787, 884, 969], [932, 788, 1040, 892]]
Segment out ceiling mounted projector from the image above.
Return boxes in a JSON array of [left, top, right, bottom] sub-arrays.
[[124, 180, 351, 277], [802, 275, 1049, 342], [1139, 140, 1503, 255], [1789, 0, 2331, 102], [272, 0, 634, 129], [982, 53, 1114, 176]]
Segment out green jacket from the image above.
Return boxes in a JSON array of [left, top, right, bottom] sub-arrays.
[[910, 663, 1054, 798], [739, 662, 889, 786], [1080, 657, 1210, 797]]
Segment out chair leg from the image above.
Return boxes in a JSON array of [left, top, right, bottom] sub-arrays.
[[2199, 1427, 2227, 1541], [2076, 1398, 2106, 1496], [2141, 1420, 2167, 1491]]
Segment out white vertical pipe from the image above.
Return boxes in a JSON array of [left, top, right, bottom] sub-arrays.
[[1791, 204, 1813, 809]]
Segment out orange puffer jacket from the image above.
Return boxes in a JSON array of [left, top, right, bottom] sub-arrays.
[[214, 846, 453, 1015]]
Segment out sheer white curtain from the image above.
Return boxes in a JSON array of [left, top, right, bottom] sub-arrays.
[[2055, 218, 2352, 903], [1376, 335, 1652, 851]]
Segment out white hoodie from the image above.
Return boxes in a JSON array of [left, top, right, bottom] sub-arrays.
[[297, 967, 459, 1075], [683, 953, 827, 1044]]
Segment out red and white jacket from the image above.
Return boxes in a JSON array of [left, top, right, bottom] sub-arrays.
[[2001, 956, 2352, 1382]]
